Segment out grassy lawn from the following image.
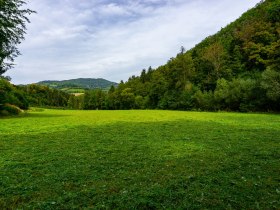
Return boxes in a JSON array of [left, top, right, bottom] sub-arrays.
[[0, 109, 279, 209]]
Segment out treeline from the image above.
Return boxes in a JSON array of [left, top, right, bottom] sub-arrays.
[[20, 84, 70, 108], [0, 78, 29, 115], [1, 0, 279, 114], [0, 79, 70, 115], [75, 0, 279, 112]]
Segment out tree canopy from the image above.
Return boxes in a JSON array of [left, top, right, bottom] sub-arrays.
[[0, 0, 35, 75], [69, 0, 280, 112], [2, 0, 280, 114]]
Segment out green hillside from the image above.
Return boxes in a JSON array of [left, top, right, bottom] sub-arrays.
[[103, 0, 280, 112], [1, 0, 279, 113], [37, 78, 118, 93]]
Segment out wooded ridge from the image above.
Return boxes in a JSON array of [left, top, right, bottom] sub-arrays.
[[1, 0, 279, 114]]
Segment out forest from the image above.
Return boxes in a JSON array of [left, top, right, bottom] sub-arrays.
[[1, 0, 280, 115], [1, 1, 279, 208], [98, 0, 280, 112]]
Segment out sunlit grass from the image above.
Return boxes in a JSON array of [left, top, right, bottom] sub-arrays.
[[0, 109, 279, 209]]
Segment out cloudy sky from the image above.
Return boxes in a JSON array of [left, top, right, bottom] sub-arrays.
[[7, 0, 261, 84]]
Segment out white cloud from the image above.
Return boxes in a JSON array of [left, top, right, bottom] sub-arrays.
[[6, 0, 261, 84]]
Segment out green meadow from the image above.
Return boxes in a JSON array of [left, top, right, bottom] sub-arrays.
[[0, 109, 279, 209]]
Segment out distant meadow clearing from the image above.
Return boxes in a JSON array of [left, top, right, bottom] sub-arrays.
[[0, 109, 279, 209]]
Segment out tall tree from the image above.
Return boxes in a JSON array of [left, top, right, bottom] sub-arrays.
[[0, 0, 35, 75], [202, 42, 226, 79]]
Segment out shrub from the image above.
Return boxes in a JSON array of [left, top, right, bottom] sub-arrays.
[[0, 78, 29, 114], [0, 110, 10, 116], [194, 90, 215, 111], [2, 103, 23, 115]]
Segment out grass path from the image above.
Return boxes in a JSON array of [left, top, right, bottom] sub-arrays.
[[0, 109, 279, 209]]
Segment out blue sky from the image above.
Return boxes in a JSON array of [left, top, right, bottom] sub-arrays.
[[7, 0, 261, 84]]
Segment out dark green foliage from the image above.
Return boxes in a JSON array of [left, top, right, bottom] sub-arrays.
[[261, 68, 280, 108], [0, 78, 28, 115], [68, 94, 84, 110], [194, 90, 215, 111], [83, 89, 107, 110], [0, 82, 70, 111], [0, 78, 12, 105], [0, 0, 35, 75], [84, 0, 279, 112], [1, 103, 22, 115], [214, 78, 261, 112], [267, 1, 280, 22], [31, 0, 279, 112], [20, 84, 70, 108], [37, 78, 118, 92]]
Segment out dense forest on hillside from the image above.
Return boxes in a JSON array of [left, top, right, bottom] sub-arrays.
[[74, 0, 279, 112], [0, 80, 70, 115], [38, 78, 118, 92], [0, 77, 117, 114], [1, 0, 279, 114], [98, 0, 279, 112]]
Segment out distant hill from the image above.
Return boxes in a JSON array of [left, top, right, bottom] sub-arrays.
[[37, 78, 118, 93]]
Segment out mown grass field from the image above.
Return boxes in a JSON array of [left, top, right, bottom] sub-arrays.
[[0, 109, 279, 209]]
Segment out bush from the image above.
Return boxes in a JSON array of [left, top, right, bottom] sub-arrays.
[[214, 78, 259, 111], [0, 78, 12, 106], [0, 78, 29, 114], [194, 90, 215, 111], [2, 103, 23, 115], [261, 68, 280, 101], [12, 89, 29, 110], [0, 110, 10, 116]]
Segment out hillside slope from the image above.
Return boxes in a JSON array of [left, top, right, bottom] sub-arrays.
[[37, 78, 118, 92], [109, 0, 280, 111]]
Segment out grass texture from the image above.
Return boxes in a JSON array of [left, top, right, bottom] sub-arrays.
[[0, 109, 279, 209]]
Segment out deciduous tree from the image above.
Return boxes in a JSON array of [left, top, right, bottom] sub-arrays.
[[0, 0, 35, 75]]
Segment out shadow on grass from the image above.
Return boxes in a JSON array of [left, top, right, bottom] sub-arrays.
[[25, 112, 71, 118], [0, 119, 279, 209], [0, 113, 70, 120]]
